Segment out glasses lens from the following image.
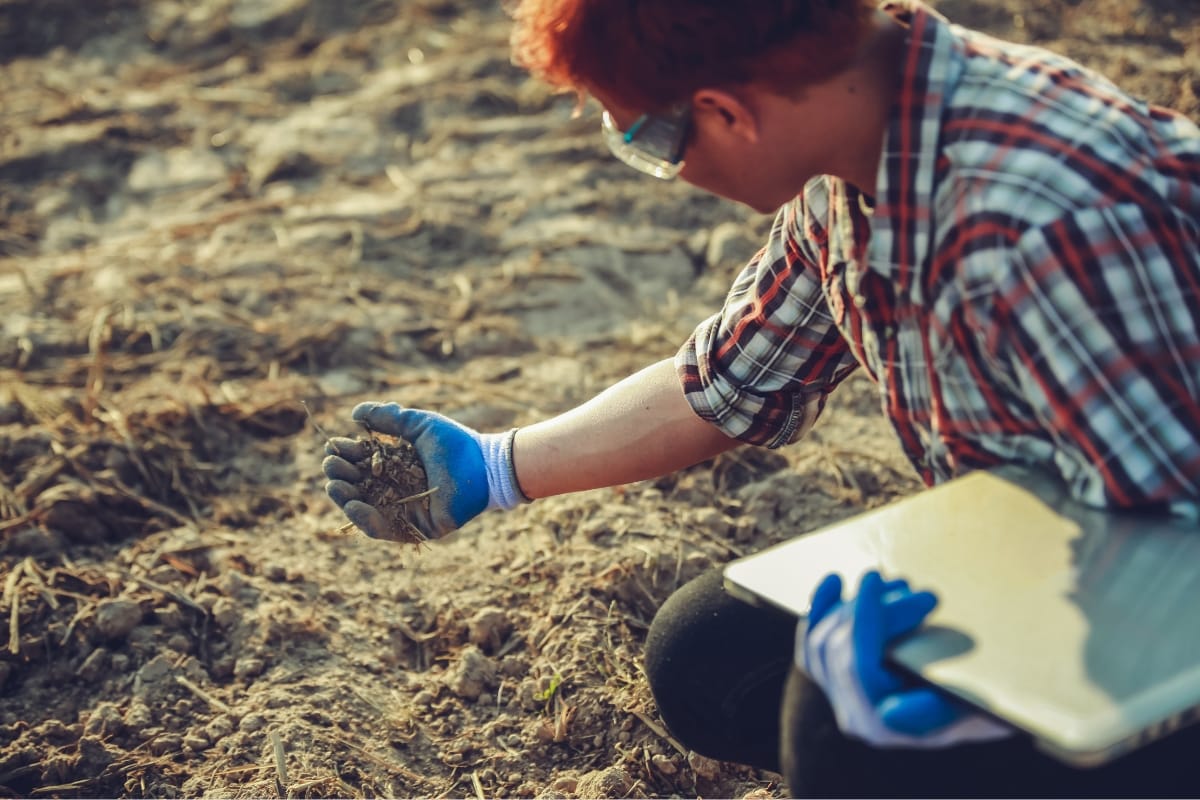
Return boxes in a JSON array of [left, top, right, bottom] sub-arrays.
[[601, 111, 687, 180]]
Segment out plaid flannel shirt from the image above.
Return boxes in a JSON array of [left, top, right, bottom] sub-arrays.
[[677, 1, 1200, 513]]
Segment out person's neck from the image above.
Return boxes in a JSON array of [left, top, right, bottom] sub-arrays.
[[802, 9, 907, 196]]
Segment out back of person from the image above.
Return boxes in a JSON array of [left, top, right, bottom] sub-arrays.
[[785, 2, 1200, 514]]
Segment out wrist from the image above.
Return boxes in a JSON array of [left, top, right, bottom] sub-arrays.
[[475, 428, 531, 511]]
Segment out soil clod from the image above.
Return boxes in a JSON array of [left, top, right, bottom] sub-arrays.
[[346, 435, 433, 544]]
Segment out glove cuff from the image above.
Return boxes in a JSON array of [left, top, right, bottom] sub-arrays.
[[476, 429, 531, 512]]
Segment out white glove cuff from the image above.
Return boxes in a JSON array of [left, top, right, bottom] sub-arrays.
[[475, 429, 531, 512]]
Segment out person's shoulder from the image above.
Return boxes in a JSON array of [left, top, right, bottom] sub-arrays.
[[933, 32, 1199, 224]]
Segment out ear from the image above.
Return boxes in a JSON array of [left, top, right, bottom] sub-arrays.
[[691, 88, 761, 145]]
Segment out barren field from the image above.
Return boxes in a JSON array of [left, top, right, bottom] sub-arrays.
[[0, 0, 1196, 797]]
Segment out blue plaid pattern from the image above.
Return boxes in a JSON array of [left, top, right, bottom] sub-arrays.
[[677, 1, 1200, 513]]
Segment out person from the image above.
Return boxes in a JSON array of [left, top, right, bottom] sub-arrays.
[[323, 0, 1200, 794]]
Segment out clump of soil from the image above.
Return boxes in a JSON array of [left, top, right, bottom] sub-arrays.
[[342, 435, 432, 545]]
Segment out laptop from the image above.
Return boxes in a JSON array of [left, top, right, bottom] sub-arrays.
[[722, 466, 1200, 766]]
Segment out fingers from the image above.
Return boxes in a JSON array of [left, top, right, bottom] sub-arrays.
[[324, 437, 372, 463], [342, 499, 394, 541], [852, 572, 897, 701], [325, 477, 396, 540], [325, 479, 360, 508], [322, 454, 363, 483], [853, 572, 939, 703], [878, 687, 964, 735], [880, 590, 938, 640], [807, 572, 844, 630], [351, 401, 416, 437]]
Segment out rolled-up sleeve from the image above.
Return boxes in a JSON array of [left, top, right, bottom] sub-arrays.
[[675, 198, 860, 448]]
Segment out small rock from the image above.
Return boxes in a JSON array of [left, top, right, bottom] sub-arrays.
[[5, 526, 66, 557], [211, 597, 241, 630], [124, 701, 153, 729], [155, 604, 185, 630], [94, 599, 143, 640], [233, 657, 265, 679], [575, 766, 633, 799], [239, 712, 266, 733], [82, 702, 123, 738], [210, 655, 236, 679], [467, 607, 512, 654], [165, 633, 192, 654], [549, 775, 577, 794], [446, 646, 497, 701], [183, 732, 210, 751], [205, 715, 235, 743], [136, 655, 173, 685], [149, 733, 184, 756], [650, 753, 678, 776], [78, 652, 112, 681], [77, 735, 116, 770], [687, 750, 722, 782]]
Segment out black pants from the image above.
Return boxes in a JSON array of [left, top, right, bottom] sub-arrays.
[[644, 568, 1200, 798]]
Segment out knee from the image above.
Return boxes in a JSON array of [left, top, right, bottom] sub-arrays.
[[642, 567, 796, 770], [643, 568, 727, 697]]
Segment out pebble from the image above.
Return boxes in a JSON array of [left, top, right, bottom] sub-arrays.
[[575, 766, 633, 799], [205, 715, 235, 742], [446, 646, 497, 701], [94, 599, 143, 640], [76, 648, 110, 682], [77, 735, 116, 769], [124, 701, 153, 729], [82, 702, 123, 738], [166, 633, 192, 654], [650, 753, 678, 776], [211, 597, 241, 630], [239, 712, 267, 733], [134, 654, 173, 688], [155, 604, 185, 630], [183, 732, 210, 751], [149, 733, 184, 756], [233, 656, 265, 679], [467, 607, 512, 654]]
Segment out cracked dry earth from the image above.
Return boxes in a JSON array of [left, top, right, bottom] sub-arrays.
[[0, 0, 1196, 797]]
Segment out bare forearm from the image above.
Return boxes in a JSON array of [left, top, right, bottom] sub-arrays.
[[513, 358, 739, 499]]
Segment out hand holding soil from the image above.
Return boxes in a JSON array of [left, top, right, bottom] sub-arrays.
[[329, 434, 435, 545]]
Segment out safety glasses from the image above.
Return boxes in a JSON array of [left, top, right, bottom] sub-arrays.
[[601, 107, 691, 180]]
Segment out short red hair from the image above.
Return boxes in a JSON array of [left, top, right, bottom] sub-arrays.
[[509, 0, 878, 112]]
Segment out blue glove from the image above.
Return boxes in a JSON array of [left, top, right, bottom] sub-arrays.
[[322, 402, 528, 540], [800, 570, 1013, 747]]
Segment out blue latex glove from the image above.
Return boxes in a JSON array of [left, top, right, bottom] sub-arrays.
[[800, 570, 1013, 747], [323, 402, 526, 540]]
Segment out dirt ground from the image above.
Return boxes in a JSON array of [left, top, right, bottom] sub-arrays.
[[0, 0, 1196, 797]]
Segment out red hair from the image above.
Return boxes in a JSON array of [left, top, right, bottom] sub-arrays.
[[509, 0, 878, 112]]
